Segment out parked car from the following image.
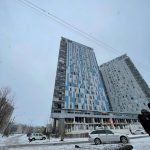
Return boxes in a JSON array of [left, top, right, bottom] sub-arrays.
[[88, 129, 129, 145], [28, 133, 47, 142], [132, 129, 146, 135]]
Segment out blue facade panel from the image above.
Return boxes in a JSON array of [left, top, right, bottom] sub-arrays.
[[64, 38, 110, 112]]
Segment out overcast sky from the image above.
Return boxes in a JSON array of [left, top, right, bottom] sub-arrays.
[[0, 0, 150, 126]]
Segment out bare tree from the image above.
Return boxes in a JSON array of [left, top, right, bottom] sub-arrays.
[[0, 87, 14, 134], [3, 117, 15, 136]]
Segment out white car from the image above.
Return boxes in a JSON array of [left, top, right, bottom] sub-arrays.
[[28, 133, 47, 142], [132, 129, 146, 135], [88, 129, 129, 145]]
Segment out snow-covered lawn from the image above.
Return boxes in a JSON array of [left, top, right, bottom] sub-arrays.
[[16, 135, 89, 145], [0, 134, 23, 146], [0, 134, 88, 146]]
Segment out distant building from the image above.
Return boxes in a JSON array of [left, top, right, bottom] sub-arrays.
[[100, 54, 150, 114], [51, 38, 139, 132]]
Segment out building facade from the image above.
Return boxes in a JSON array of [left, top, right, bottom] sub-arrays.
[[51, 38, 138, 132], [100, 54, 150, 114]]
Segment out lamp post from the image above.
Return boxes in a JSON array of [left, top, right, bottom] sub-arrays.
[[60, 118, 65, 141], [59, 110, 65, 141]]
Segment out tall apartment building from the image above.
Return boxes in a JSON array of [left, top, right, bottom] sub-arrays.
[[100, 54, 150, 114], [51, 38, 138, 132]]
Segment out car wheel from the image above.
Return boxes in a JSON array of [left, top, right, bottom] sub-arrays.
[[94, 138, 101, 145], [42, 137, 46, 140], [120, 136, 128, 144], [32, 138, 35, 141]]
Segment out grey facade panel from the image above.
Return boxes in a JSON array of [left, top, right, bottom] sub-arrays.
[[125, 57, 150, 99], [100, 54, 150, 114]]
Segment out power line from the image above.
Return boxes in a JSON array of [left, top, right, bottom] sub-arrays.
[[16, 0, 150, 75], [131, 58, 150, 74], [16, 0, 121, 56], [26, 0, 123, 55]]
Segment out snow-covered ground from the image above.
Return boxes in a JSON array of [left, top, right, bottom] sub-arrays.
[[0, 133, 149, 150], [0, 134, 23, 146], [0, 133, 148, 146], [7, 137, 150, 150], [131, 137, 150, 150], [8, 144, 126, 150], [0, 134, 88, 146]]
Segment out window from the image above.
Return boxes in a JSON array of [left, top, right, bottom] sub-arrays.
[[105, 130, 114, 134], [91, 130, 106, 134], [75, 98, 77, 102], [58, 104, 61, 108], [91, 130, 99, 134], [97, 130, 106, 134], [75, 104, 78, 109]]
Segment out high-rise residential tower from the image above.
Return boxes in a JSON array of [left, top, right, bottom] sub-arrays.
[[100, 54, 150, 114], [51, 37, 110, 131], [51, 38, 138, 132]]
